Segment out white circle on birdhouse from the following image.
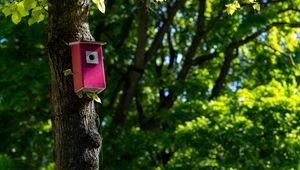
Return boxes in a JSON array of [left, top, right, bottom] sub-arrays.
[[86, 51, 99, 64]]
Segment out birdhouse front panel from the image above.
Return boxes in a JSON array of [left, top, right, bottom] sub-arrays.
[[70, 42, 106, 93]]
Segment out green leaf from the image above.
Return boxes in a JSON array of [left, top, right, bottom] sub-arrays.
[[246, 0, 255, 3], [17, 2, 29, 17], [28, 17, 35, 26], [86, 92, 102, 103], [63, 69, 73, 76], [37, 14, 45, 23], [32, 6, 43, 12], [252, 3, 260, 11], [28, 7, 45, 25], [11, 12, 21, 24], [225, 0, 240, 15], [225, 4, 236, 15], [233, 0, 240, 8], [92, 94, 102, 103], [2, 7, 12, 17], [86, 92, 93, 99], [24, 0, 37, 10], [94, 0, 105, 14], [2, 1, 17, 17], [76, 91, 83, 98]]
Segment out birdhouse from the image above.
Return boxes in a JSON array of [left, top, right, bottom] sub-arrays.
[[69, 41, 106, 93]]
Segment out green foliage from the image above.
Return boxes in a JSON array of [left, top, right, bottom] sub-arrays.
[[1, 0, 300, 169], [0, 11, 51, 169], [0, 154, 15, 170], [225, 1, 240, 15], [2, 0, 47, 25], [225, 0, 260, 15], [173, 80, 300, 169]]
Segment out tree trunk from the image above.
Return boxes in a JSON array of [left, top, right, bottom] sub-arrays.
[[47, 0, 101, 169]]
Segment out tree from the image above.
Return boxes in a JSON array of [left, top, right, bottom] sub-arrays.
[[1, 0, 300, 169], [3, 0, 102, 169], [47, 0, 102, 169]]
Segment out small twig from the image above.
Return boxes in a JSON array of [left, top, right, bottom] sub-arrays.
[[256, 41, 299, 70]]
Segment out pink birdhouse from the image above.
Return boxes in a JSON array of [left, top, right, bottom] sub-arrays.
[[69, 41, 106, 93]]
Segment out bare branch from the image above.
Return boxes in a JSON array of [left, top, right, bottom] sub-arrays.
[[159, 21, 293, 108], [159, 0, 207, 109], [112, 0, 187, 126], [208, 21, 300, 100], [167, 29, 177, 69], [191, 53, 217, 65], [135, 95, 145, 127], [116, 15, 135, 48], [177, 0, 206, 80], [209, 49, 238, 100], [145, 0, 187, 63], [112, 0, 148, 125], [256, 41, 299, 70], [228, 22, 298, 49]]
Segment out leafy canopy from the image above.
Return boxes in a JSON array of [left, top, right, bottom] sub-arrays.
[[0, 0, 300, 169]]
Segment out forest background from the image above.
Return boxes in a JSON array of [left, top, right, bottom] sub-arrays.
[[1, 0, 300, 169]]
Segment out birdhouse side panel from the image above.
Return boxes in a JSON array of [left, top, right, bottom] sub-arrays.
[[71, 44, 84, 93]]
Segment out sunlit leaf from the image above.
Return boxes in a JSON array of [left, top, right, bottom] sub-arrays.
[[76, 91, 83, 98], [94, 0, 105, 14], [86, 92, 93, 99], [63, 69, 73, 76], [2, 7, 12, 17], [28, 17, 35, 25], [11, 12, 21, 24], [225, 1, 240, 15], [24, 0, 37, 10], [246, 0, 255, 3], [92, 94, 102, 103], [17, 2, 29, 17], [37, 14, 45, 23], [252, 3, 260, 11]]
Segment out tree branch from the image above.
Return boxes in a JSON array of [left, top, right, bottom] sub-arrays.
[[177, 0, 206, 80], [159, 0, 207, 109], [209, 48, 237, 100], [256, 41, 299, 70], [167, 29, 177, 69], [112, 0, 186, 126], [208, 21, 298, 100], [107, 78, 125, 109], [112, 0, 148, 125], [135, 95, 146, 127], [222, 23, 280, 51], [116, 15, 134, 48], [159, 21, 291, 109], [145, 0, 187, 63], [191, 53, 217, 65]]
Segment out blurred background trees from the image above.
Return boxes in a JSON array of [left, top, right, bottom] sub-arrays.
[[1, 0, 300, 169]]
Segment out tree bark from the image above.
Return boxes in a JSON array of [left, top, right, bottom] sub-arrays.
[[47, 0, 101, 169]]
